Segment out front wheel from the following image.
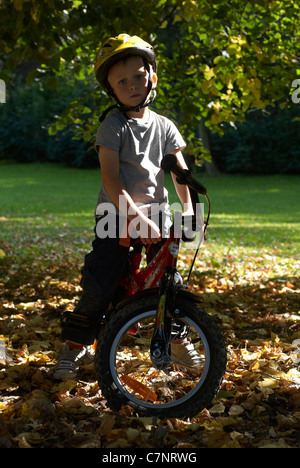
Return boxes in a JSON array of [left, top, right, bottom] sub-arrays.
[[95, 293, 227, 419]]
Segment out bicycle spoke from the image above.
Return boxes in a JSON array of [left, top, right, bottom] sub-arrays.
[[111, 313, 209, 407], [96, 295, 227, 418]]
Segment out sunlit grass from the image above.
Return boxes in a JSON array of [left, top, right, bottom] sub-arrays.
[[0, 163, 299, 286]]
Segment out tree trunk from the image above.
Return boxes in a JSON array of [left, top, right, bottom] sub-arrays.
[[199, 119, 221, 176]]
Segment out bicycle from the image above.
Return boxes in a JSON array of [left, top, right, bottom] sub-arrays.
[[94, 154, 227, 419]]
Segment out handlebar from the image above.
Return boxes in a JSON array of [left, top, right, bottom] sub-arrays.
[[161, 154, 210, 285], [161, 154, 207, 196]]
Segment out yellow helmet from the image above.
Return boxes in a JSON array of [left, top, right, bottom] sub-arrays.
[[95, 33, 156, 89]]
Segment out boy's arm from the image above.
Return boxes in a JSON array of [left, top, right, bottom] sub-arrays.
[[98, 146, 126, 208], [98, 146, 161, 244], [170, 150, 194, 215]]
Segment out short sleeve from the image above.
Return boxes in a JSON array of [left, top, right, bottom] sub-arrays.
[[163, 118, 186, 155], [95, 111, 125, 152]]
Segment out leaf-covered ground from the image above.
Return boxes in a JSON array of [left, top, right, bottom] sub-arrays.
[[0, 239, 299, 449], [0, 166, 299, 448]]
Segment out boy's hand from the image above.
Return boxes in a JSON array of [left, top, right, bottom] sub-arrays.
[[135, 216, 162, 245]]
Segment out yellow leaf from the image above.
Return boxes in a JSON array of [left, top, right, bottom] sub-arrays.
[[201, 419, 221, 431], [241, 349, 262, 361], [249, 361, 260, 371], [258, 377, 279, 389], [28, 352, 51, 363], [211, 113, 222, 125], [0, 402, 8, 412], [14, 432, 43, 445], [217, 416, 238, 428], [203, 65, 215, 80], [15, 302, 36, 311]]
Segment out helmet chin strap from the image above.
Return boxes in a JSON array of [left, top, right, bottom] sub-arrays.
[[99, 89, 155, 123]]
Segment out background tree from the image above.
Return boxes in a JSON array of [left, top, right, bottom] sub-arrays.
[[0, 0, 299, 166]]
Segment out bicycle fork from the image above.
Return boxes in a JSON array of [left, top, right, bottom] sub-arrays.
[[150, 266, 181, 369]]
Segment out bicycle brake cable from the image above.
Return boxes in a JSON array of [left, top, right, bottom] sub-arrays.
[[186, 194, 210, 286]]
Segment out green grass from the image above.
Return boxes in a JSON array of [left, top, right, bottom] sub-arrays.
[[204, 174, 300, 248], [168, 171, 300, 249], [0, 162, 299, 285], [0, 162, 100, 220]]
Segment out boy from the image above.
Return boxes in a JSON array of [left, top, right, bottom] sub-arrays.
[[53, 34, 195, 380]]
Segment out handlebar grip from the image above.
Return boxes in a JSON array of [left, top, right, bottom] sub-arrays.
[[161, 154, 207, 195], [161, 153, 179, 173]]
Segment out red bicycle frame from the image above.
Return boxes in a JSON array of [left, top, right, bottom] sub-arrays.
[[122, 228, 181, 297]]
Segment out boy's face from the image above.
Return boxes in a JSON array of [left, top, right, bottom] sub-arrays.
[[107, 56, 155, 109]]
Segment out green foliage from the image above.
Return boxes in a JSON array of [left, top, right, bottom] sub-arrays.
[[210, 106, 300, 174], [0, 80, 49, 162], [0, 0, 299, 165], [0, 77, 98, 167], [154, 0, 300, 148]]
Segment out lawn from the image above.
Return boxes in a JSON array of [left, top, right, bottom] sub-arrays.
[[0, 162, 299, 281], [0, 162, 299, 448]]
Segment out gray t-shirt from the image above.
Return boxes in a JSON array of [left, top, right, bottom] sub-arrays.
[[95, 109, 185, 221]]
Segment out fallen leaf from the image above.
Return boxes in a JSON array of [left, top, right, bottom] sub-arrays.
[[229, 404, 244, 416], [97, 414, 116, 437], [209, 403, 226, 414]]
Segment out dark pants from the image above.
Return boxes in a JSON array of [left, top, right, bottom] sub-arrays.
[[60, 217, 165, 345]]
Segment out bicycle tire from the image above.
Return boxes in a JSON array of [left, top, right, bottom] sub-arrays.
[[95, 292, 227, 419]]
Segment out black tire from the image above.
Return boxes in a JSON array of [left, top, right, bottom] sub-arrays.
[[95, 293, 227, 419]]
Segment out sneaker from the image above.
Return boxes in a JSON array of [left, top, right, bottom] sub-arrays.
[[53, 343, 95, 380], [171, 339, 202, 371]]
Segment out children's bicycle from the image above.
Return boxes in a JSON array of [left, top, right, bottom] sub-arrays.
[[94, 154, 227, 419]]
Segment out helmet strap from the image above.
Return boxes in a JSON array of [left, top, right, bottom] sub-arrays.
[[99, 89, 156, 123]]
